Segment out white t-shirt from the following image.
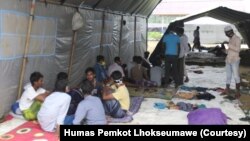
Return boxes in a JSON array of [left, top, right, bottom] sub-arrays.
[[38, 92, 71, 132], [179, 34, 189, 58], [19, 84, 46, 111], [150, 66, 164, 87], [108, 63, 125, 77], [127, 62, 136, 78]]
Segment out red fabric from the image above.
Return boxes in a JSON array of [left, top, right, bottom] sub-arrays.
[[0, 121, 58, 141], [4, 115, 14, 122]]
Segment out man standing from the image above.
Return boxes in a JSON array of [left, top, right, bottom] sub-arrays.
[[222, 26, 241, 98], [193, 26, 201, 52], [177, 27, 189, 85], [162, 27, 180, 88]]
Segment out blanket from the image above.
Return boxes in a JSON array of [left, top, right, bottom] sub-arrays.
[[108, 96, 144, 123], [0, 121, 58, 141]]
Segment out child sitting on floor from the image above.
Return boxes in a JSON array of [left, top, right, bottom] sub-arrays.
[[38, 79, 71, 135], [102, 71, 130, 118], [73, 80, 106, 125], [19, 72, 50, 120]]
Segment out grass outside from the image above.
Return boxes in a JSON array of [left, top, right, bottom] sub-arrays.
[[147, 40, 158, 55]]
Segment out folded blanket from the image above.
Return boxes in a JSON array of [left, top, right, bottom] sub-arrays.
[[129, 96, 144, 115]]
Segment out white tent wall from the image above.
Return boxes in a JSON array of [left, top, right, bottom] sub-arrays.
[[26, 2, 75, 89], [0, 0, 148, 117], [0, 0, 31, 117], [120, 16, 135, 64], [0, 60, 22, 118], [135, 17, 147, 56], [0, 0, 75, 117], [69, 9, 102, 86], [101, 13, 120, 66]]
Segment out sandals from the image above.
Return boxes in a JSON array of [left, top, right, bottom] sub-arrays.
[[193, 70, 203, 74], [184, 77, 189, 83], [235, 93, 241, 99], [220, 89, 229, 95], [223, 95, 236, 101], [239, 116, 250, 121]]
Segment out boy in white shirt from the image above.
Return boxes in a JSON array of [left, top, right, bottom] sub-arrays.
[[150, 59, 164, 87], [19, 72, 49, 120], [108, 57, 125, 77], [38, 79, 71, 135]]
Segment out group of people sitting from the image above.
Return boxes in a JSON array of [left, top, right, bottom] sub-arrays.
[[95, 54, 159, 88], [13, 56, 135, 135], [12, 50, 191, 135]]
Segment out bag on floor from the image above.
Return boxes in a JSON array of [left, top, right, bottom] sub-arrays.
[[187, 108, 227, 125]]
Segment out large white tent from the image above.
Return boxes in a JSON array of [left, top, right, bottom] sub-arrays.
[[0, 0, 162, 117]]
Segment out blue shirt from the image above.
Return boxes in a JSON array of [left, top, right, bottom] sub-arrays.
[[94, 63, 107, 82], [73, 95, 107, 125], [163, 33, 180, 55]]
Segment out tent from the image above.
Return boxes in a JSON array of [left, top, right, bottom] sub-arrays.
[[150, 6, 250, 65], [175, 6, 250, 48], [0, 0, 162, 117]]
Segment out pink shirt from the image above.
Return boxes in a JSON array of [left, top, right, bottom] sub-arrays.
[[226, 34, 241, 63]]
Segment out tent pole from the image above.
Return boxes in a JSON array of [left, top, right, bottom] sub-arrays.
[[118, 15, 124, 56], [17, 0, 36, 99], [146, 18, 148, 51], [134, 16, 137, 56], [99, 12, 105, 55], [68, 31, 77, 80]]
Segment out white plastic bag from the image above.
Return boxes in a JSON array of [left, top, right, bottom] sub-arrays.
[[72, 12, 83, 30]]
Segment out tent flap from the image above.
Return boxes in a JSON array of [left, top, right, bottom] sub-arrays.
[[44, 0, 162, 17]]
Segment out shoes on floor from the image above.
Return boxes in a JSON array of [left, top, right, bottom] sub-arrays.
[[184, 77, 189, 83], [239, 116, 250, 121]]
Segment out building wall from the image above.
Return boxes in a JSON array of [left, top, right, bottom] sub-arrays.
[[184, 24, 243, 45]]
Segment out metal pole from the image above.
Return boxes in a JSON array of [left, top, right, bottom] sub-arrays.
[[118, 15, 124, 56], [43, 0, 147, 18], [17, 0, 36, 99], [146, 18, 148, 51], [99, 12, 105, 55], [68, 31, 77, 80], [134, 16, 137, 56]]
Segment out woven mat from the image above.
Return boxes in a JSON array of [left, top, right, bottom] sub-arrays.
[[127, 87, 174, 100]]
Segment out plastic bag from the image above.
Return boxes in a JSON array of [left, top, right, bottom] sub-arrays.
[[72, 12, 83, 30]]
